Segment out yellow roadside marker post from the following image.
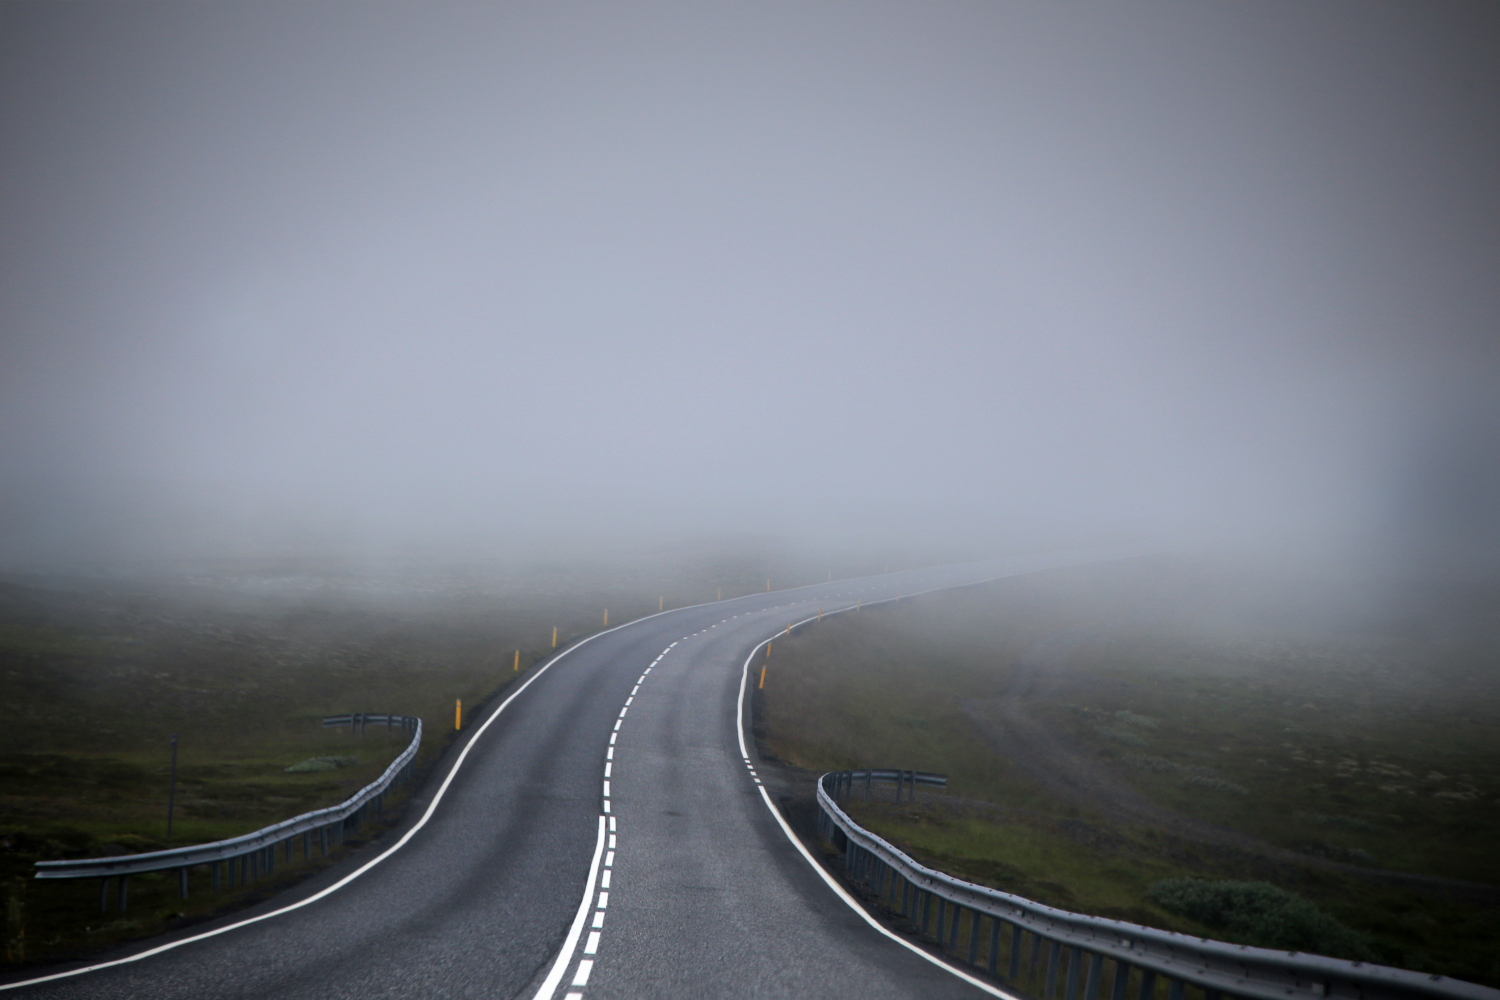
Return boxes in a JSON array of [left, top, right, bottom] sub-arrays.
[[514, 650, 520, 672], [759, 665, 767, 689], [455, 700, 462, 731], [659, 596, 663, 612], [818, 608, 822, 623], [604, 609, 609, 627], [785, 623, 790, 636], [552, 626, 557, 648]]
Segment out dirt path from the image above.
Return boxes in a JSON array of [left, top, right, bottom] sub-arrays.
[[967, 625, 1500, 903]]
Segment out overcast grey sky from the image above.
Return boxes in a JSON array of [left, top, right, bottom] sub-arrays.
[[2, 1, 1496, 568]]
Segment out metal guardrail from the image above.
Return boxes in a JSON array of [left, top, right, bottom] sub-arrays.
[[816, 770, 1499, 1000], [35, 714, 422, 913]]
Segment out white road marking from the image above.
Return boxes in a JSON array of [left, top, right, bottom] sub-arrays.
[[600, 870, 611, 888], [604, 763, 612, 777], [603, 780, 610, 797], [605, 850, 615, 866], [609, 732, 617, 745], [735, 610, 1023, 1000], [0, 591, 694, 995], [613, 719, 622, 731], [625, 696, 633, 706], [530, 815, 607, 1000], [584, 931, 601, 955], [607, 747, 614, 760], [572, 960, 593, 986], [597, 890, 609, 907], [591, 911, 605, 929]]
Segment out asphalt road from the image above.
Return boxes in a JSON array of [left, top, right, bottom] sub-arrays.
[[5, 550, 1131, 999]]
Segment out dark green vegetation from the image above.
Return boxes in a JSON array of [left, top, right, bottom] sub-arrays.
[[1146, 879, 1370, 958], [0, 547, 854, 969], [755, 558, 1500, 986]]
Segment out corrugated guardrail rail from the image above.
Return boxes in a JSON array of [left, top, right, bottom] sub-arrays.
[[816, 769, 1499, 1000], [35, 713, 421, 913]]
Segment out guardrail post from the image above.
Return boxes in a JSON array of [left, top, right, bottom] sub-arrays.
[[967, 910, 981, 964], [1066, 946, 1082, 1000], [1167, 978, 1184, 1000], [1111, 962, 1131, 1000], [1085, 952, 1104, 1000], [212, 862, 220, 893], [178, 867, 188, 900], [1009, 924, 1023, 980], [864, 770, 872, 801], [920, 891, 932, 934], [936, 897, 947, 945], [1046, 940, 1061, 998], [948, 904, 961, 950], [1137, 968, 1156, 1000], [118, 876, 127, 912], [988, 918, 1002, 974]]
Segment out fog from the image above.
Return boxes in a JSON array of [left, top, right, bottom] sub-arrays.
[[2, 2, 1497, 572]]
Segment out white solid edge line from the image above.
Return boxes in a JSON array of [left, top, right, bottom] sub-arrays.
[[1, 599, 696, 993], [734, 602, 1041, 999], [532, 814, 608, 1000]]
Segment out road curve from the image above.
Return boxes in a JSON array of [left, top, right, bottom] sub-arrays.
[[4, 549, 1136, 999]]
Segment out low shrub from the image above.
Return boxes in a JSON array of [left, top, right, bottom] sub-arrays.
[[284, 756, 359, 773], [1146, 879, 1371, 959]]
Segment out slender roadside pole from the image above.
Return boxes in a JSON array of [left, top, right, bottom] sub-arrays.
[[166, 734, 179, 841]]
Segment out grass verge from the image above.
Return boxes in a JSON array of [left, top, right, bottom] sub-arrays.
[[754, 557, 1500, 987]]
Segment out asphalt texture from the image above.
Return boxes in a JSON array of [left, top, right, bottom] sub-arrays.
[[3, 550, 1132, 999]]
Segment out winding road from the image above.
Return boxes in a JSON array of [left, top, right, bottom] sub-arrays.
[[4, 549, 1132, 999]]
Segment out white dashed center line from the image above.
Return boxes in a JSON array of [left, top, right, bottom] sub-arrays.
[[542, 637, 682, 1000]]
